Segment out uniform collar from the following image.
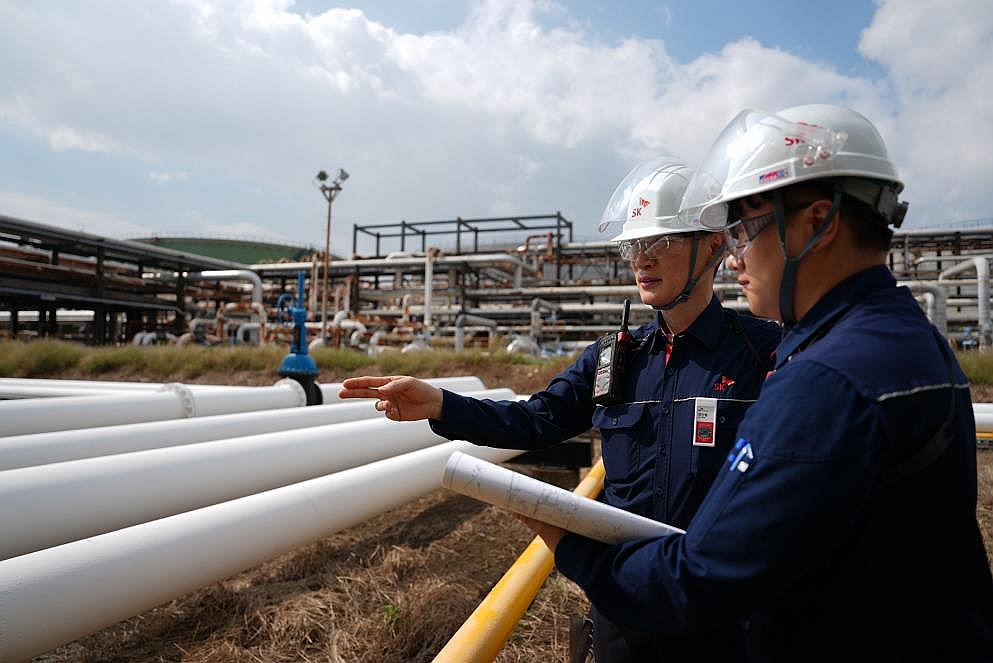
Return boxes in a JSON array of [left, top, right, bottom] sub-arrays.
[[647, 295, 726, 354], [775, 264, 895, 368]]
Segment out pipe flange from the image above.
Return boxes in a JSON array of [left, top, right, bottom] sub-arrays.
[[159, 383, 197, 418], [274, 378, 308, 407]]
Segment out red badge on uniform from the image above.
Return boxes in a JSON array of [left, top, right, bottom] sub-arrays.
[[693, 397, 717, 447]]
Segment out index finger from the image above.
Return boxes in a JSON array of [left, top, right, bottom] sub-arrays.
[[341, 375, 394, 390]]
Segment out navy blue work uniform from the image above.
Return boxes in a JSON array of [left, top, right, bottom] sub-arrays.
[[556, 266, 993, 662], [430, 295, 781, 661]]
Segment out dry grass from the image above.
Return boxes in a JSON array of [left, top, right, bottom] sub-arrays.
[[0, 340, 574, 395], [37, 492, 588, 663], [978, 452, 993, 568]]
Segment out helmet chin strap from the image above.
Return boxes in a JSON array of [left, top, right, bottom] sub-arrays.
[[655, 233, 726, 312], [775, 186, 843, 326]]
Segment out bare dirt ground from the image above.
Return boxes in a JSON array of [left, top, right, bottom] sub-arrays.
[[30, 368, 993, 662]]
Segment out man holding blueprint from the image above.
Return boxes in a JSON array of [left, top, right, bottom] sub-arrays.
[[341, 155, 780, 662], [521, 105, 993, 661]]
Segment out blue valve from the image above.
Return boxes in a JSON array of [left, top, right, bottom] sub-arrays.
[[277, 272, 322, 404]]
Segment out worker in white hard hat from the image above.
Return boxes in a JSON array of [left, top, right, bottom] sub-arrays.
[[341, 155, 780, 662], [521, 105, 993, 662]]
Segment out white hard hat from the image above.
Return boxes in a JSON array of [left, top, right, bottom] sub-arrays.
[[600, 156, 701, 242], [680, 104, 906, 230]]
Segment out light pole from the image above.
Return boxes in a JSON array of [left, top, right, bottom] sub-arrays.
[[315, 168, 349, 344]]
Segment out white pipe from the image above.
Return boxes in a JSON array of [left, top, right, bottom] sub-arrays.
[[236, 322, 260, 345], [940, 257, 991, 347], [0, 414, 512, 559], [455, 314, 497, 352], [0, 388, 513, 470], [340, 319, 367, 346], [130, 330, 156, 346], [530, 298, 561, 342], [191, 269, 263, 305], [0, 378, 264, 393], [253, 253, 534, 274], [903, 282, 948, 337], [189, 317, 214, 334], [0, 441, 522, 662], [0, 380, 306, 436], [973, 411, 993, 432], [425, 253, 434, 328], [0, 385, 134, 399], [368, 329, 386, 354]]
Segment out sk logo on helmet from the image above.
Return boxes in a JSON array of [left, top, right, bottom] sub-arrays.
[[630, 198, 651, 218]]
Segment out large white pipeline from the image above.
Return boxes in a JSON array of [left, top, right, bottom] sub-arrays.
[[0, 384, 133, 399], [0, 441, 522, 662], [0, 388, 513, 470], [0, 375, 485, 402], [0, 414, 508, 559], [0, 380, 307, 436], [0, 377, 258, 399]]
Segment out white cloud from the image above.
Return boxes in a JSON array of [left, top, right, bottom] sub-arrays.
[[48, 126, 115, 153], [0, 0, 989, 246], [198, 221, 291, 241], [859, 0, 993, 225], [0, 191, 153, 238], [148, 171, 191, 183], [179, 209, 290, 241]]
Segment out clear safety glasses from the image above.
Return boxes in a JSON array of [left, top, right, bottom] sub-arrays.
[[724, 214, 776, 260], [724, 200, 821, 260], [616, 235, 686, 261]]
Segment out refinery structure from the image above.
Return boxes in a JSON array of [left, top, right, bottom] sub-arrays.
[[2, 211, 993, 351]]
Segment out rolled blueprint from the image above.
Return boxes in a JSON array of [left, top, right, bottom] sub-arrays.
[[443, 451, 684, 544]]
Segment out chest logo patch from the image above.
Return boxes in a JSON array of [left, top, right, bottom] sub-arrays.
[[712, 375, 735, 394], [693, 397, 717, 447]]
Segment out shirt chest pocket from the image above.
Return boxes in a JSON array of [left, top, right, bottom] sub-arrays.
[[592, 402, 650, 483]]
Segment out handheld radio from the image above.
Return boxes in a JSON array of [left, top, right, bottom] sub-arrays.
[[593, 299, 633, 406]]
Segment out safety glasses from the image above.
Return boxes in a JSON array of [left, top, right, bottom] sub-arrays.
[[724, 200, 822, 260], [617, 235, 686, 261], [724, 213, 776, 260]]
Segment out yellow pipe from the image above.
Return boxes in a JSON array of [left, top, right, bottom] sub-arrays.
[[977, 432, 993, 439], [433, 458, 606, 663]]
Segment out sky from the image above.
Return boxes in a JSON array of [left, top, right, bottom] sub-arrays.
[[0, 0, 991, 257]]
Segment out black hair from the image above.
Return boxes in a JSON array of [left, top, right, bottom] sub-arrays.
[[751, 180, 893, 252]]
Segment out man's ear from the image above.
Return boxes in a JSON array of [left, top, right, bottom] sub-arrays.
[[708, 231, 726, 256], [808, 199, 841, 253]]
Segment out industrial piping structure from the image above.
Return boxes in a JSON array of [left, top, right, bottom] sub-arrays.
[[5, 213, 993, 351]]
